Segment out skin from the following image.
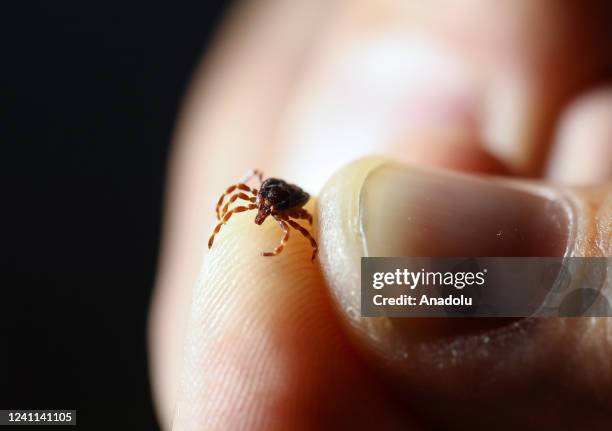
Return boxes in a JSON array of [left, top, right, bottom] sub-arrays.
[[148, 1, 612, 429]]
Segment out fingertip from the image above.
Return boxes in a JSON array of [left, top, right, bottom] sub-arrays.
[[174, 200, 342, 430]]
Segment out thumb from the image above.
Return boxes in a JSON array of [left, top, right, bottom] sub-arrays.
[[318, 156, 612, 429]]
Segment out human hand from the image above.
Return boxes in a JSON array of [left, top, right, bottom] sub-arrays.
[[149, 1, 612, 429]]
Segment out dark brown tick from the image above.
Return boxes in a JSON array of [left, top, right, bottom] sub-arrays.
[[208, 170, 318, 261]]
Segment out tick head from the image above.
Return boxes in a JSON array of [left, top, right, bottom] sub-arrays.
[[254, 207, 269, 225]]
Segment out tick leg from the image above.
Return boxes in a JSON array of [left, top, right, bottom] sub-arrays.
[[220, 192, 256, 219], [286, 219, 318, 261], [215, 183, 257, 220], [262, 218, 290, 257], [208, 204, 257, 249], [288, 208, 313, 225], [241, 169, 264, 185]]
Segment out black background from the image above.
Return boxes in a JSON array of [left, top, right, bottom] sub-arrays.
[[2, 2, 231, 429]]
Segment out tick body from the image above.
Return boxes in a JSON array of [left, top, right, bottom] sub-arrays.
[[208, 170, 318, 261]]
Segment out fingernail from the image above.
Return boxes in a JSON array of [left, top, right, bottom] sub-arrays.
[[358, 162, 573, 339], [360, 163, 570, 258], [319, 158, 574, 342]]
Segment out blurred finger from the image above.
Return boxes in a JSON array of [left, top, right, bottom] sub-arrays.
[[546, 87, 612, 185], [277, 0, 612, 183]]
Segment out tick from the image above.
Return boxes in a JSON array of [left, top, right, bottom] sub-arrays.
[[208, 170, 318, 261]]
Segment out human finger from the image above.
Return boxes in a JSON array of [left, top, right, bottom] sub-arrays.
[[546, 87, 612, 185], [317, 156, 612, 429], [171, 199, 418, 430]]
